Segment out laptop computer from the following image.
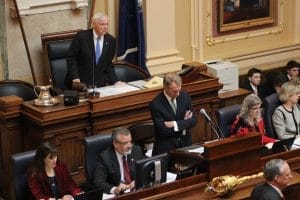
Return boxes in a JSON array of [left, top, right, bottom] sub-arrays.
[[74, 188, 103, 200], [272, 137, 295, 154]]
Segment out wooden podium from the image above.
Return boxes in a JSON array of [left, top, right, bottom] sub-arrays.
[[203, 133, 262, 180]]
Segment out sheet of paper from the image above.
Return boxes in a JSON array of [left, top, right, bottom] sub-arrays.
[[128, 80, 148, 89], [187, 146, 204, 154], [144, 76, 163, 88], [166, 172, 177, 183], [93, 84, 140, 97]]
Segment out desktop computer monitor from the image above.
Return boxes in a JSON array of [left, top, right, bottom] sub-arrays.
[[134, 153, 168, 190]]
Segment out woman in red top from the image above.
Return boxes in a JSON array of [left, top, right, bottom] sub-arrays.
[[28, 142, 82, 200], [230, 94, 276, 145]]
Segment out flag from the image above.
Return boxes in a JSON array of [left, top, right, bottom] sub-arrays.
[[117, 0, 149, 74]]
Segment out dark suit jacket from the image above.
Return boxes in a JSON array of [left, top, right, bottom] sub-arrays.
[[28, 163, 81, 200], [149, 91, 197, 155], [94, 145, 144, 194], [242, 82, 264, 100], [250, 182, 283, 200], [65, 29, 118, 89]]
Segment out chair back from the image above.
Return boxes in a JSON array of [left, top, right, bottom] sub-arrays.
[[128, 122, 155, 155], [41, 30, 80, 90], [263, 93, 281, 139], [113, 61, 150, 82], [0, 80, 36, 101], [215, 104, 241, 138], [11, 150, 36, 200], [84, 133, 112, 185]]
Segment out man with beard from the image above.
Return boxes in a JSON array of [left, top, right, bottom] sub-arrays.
[[94, 127, 144, 195]]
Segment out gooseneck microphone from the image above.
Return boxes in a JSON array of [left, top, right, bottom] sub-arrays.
[[200, 108, 223, 140]]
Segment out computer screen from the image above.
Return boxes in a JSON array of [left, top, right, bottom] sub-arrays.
[[134, 153, 168, 190], [272, 137, 295, 154]]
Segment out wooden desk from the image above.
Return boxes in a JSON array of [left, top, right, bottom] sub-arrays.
[[218, 88, 251, 108], [19, 71, 222, 183], [113, 171, 300, 200]]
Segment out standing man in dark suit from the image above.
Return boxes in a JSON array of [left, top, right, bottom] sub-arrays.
[[149, 73, 197, 155], [94, 127, 144, 195], [251, 159, 293, 200], [66, 12, 120, 89]]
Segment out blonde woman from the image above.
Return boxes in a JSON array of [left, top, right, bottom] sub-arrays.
[[272, 82, 300, 140], [231, 94, 276, 144]]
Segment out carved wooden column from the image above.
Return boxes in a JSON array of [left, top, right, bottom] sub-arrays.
[[0, 95, 24, 199]]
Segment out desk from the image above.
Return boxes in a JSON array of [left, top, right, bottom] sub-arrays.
[[0, 70, 224, 199], [113, 171, 300, 200], [218, 88, 251, 108], [20, 71, 222, 183]]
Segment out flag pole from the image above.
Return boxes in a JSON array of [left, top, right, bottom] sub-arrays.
[[12, 0, 37, 85]]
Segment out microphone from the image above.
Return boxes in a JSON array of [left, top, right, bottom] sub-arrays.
[[200, 108, 223, 140], [200, 108, 212, 122]]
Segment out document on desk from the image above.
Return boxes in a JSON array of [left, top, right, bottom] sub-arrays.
[[187, 146, 204, 154], [94, 84, 140, 97]]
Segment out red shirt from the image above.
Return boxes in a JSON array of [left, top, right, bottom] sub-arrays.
[[28, 163, 81, 200], [230, 116, 276, 145]]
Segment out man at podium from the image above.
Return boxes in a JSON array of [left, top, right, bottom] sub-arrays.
[[149, 73, 197, 155]]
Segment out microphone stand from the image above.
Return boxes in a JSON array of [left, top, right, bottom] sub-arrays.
[[208, 120, 221, 140]]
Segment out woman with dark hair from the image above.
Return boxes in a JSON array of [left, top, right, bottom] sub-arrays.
[[231, 94, 276, 144], [28, 142, 82, 200]]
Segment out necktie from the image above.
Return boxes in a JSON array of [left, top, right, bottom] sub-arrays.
[[122, 156, 131, 184], [95, 37, 101, 64], [170, 99, 177, 113]]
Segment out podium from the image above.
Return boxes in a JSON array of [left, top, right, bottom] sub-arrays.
[[203, 133, 262, 180]]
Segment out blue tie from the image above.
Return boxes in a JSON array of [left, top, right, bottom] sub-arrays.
[[95, 37, 101, 64]]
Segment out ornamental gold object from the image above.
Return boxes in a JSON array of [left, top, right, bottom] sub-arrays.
[[205, 172, 263, 196]]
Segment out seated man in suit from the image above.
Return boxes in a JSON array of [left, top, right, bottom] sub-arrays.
[[285, 60, 299, 81], [242, 68, 264, 99], [251, 159, 292, 200], [94, 127, 144, 195]]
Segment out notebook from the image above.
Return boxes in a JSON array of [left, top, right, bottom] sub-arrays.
[[74, 188, 103, 200], [272, 137, 295, 154]]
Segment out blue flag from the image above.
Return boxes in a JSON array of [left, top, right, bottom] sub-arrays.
[[117, 0, 149, 74]]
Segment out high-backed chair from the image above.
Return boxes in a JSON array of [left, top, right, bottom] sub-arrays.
[[263, 93, 281, 139], [0, 80, 36, 101], [41, 30, 80, 90], [128, 122, 155, 156], [215, 104, 241, 138], [113, 61, 150, 82], [84, 133, 112, 188], [11, 150, 36, 200]]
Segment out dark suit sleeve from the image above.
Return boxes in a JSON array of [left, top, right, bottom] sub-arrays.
[[94, 153, 115, 194], [150, 92, 197, 139], [176, 93, 197, 131], [67, 32, 82, 81], [105, 35, 118, 84]]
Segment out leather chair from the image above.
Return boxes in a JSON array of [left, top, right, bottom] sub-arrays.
[[41, 30, 80, 90], [215, 104, 241, 138], [0, 80, 36, 101], [263, 93, 281, 139], [84, 133, 112, 188], [11, 150, 36, 200], [113, 61, 150, 82], [128, 122, 155, 156]]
